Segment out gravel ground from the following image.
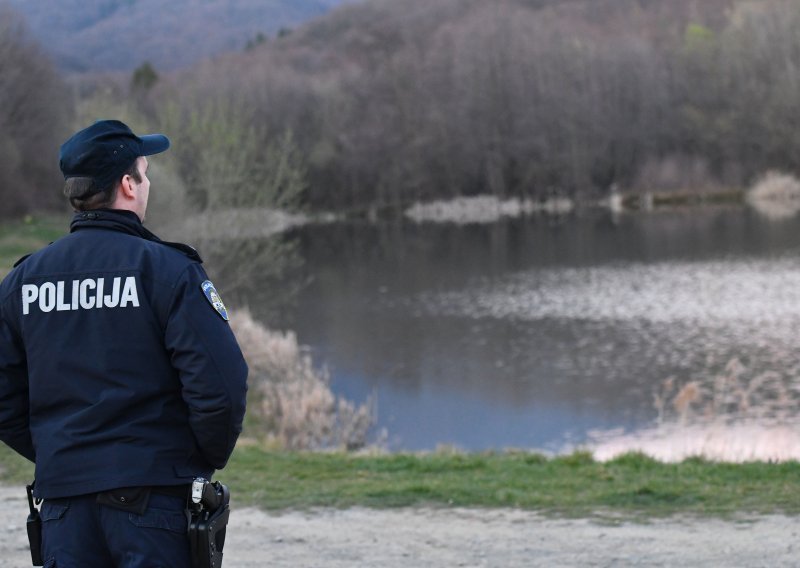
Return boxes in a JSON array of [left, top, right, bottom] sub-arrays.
[[1, 485, 798, 567]]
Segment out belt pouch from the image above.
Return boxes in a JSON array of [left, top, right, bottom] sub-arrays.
[[96, 487, 151, 515]]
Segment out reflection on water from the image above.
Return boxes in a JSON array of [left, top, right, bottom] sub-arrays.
[[247, 207, 800, 454], [200, 232, 303, 322], [419, 259, 800, 325]]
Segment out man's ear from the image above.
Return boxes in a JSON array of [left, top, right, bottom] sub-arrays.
[[119, 174, 136, 200]]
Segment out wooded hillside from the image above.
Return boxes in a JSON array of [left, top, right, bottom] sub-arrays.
[[4, 0, 800, 217], [0, 6, 69, 214], [3, 0, 354, 71], [147, 0, 798, 211]]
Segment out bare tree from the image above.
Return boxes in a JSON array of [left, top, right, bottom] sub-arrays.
[[0, 5, 70, 217], [137, 0, 800, 211]]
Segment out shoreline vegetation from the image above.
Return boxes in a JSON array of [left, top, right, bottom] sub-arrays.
[[401, 171, 800, 223], [0, 172, 788, 268]]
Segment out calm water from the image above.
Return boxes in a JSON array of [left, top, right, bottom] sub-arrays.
[[246, 207, 800, 451]]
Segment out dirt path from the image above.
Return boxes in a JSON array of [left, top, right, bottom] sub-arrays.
[[1, 485, 796, 567]]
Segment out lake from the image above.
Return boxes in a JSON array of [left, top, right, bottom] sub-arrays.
[[243, 205, 800, 453]]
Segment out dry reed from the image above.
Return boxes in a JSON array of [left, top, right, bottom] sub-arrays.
[[595, 358, 800, 462], [230, 308, 374, 450], [747, 171, 800, 201], [746, 171, 800, 219]]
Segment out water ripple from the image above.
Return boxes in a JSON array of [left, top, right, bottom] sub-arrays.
[[420, 257, 800, 326]]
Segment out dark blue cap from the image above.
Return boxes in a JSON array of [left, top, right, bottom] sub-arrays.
[[59, 120, 170, 196]]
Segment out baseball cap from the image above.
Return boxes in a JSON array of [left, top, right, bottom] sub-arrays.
[[59, 120, 170, 197]]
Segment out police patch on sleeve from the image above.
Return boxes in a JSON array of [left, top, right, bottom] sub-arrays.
[[201, 280, 229, 321]]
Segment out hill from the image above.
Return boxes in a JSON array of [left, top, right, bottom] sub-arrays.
[[3, 0, 356, 71]]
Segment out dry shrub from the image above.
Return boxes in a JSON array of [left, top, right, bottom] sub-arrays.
[[747, 171, 800, 201], [230, 308, 374, 450], [594, 358, 800, 462], [672, 381, 701, 422], [653, 358, 798, 427], [746, 171, 800, 219]]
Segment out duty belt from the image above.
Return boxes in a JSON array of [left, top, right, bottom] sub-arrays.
[[24, 479, 231, 568]]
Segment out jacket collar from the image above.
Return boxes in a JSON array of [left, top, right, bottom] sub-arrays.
[[70, 209, 153, 239]]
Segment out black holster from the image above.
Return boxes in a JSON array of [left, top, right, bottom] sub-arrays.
[[188, 480, 230, 568], [26, 483, 43, 566]]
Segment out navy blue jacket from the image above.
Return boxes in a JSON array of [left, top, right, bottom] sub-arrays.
[[0, 210, 248, 499]]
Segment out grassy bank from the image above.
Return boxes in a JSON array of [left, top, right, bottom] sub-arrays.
[[225, 448, 800, 517], [0, 214, 67, 277], [5, 446, 798, 518]]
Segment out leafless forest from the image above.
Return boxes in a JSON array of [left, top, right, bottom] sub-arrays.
[[0, 6, 68, 216], [3, 0, 800, 217]]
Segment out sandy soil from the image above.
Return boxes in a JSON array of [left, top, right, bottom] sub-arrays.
[[1, 484, 797, 567]]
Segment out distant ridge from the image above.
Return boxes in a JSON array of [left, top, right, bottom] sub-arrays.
[[4, 0, 356, 72]]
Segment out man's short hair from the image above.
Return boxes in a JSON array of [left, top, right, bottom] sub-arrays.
[[64, 160, 142, 211]]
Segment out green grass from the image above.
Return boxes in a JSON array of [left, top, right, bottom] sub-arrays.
[[0, 214, 68, 277], [3, 442, 800, 518], [222, 447, 800, 517], [0, 445, 34, 484]]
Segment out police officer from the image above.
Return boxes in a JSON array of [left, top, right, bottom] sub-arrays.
[[0, 120, 248, 567]]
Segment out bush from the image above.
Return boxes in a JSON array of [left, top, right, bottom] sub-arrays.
[[230, 308, 375, 450], [745, 171, 800, 219], [746, 171, 800, 202]]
